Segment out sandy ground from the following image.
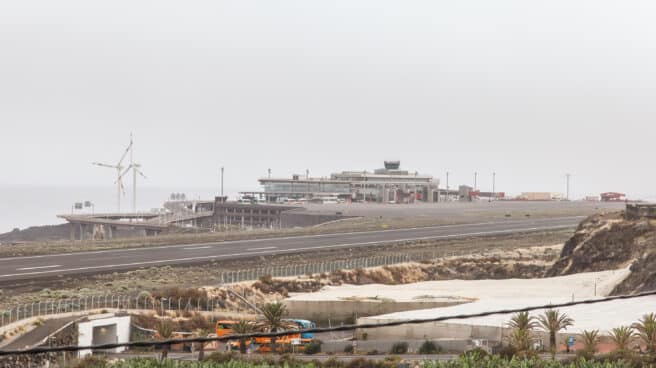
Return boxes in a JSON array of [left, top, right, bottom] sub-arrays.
[[288, 268, 656, 333]]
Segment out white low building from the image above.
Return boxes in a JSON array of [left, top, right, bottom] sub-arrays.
[[77, 313, 131, 358]]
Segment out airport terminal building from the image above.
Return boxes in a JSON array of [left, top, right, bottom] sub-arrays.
[[246, 161, 441, 203]]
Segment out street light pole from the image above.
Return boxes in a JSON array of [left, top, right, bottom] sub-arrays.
[[446, 171, 449, 201], [492, 172, 496, 201], [221, 166, 224, 197], [566, 173, 571, 201]]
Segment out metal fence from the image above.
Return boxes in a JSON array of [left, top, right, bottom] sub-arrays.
[[218, 249, 478, 284], [1, 249, 479, 328]]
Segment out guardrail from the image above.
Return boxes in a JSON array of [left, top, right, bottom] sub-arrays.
[[1, 249, 478, 328]]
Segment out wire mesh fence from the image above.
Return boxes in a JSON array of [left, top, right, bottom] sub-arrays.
[[0, 249, 479, 328]]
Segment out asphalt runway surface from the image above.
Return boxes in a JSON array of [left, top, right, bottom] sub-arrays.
[[0, 216, 584, 283]]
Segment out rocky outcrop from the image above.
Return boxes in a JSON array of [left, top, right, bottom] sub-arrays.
[[546, 212, 656, 294]]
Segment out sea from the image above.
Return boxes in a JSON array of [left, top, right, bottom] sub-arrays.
[[0, 185, 242, 234]]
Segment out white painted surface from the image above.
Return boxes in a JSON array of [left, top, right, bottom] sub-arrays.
[[77, 314, 131, 358], [290, 267, 656, 334]]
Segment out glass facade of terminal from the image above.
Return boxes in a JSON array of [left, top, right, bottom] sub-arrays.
[[263, 181, 351, 194]]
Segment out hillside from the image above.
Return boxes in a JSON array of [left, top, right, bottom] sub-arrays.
[[0, 224, 69, 244], [546, 211, 656, 295]]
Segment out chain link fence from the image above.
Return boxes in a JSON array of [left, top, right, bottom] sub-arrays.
[[1, 249, 479, 328]]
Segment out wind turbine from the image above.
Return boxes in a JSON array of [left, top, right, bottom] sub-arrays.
[[117, 134, 147, 213], [92, 137, 132, 213]]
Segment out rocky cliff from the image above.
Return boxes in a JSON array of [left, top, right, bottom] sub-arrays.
[[547, 212, 656, 295]]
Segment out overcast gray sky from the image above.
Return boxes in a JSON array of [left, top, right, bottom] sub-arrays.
[[1, 0, 655, 199]]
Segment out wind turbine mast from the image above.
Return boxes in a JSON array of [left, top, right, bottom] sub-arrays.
[[92, 135, 135, 213], [117, 133, 146, 213]]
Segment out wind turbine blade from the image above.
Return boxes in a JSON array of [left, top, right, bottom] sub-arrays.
[[119, 179, 126, 196], [135, 168, 147, 179], [117, 139, 133, 167], [119, 165, 132, 179], [92, 162, 117, 169]]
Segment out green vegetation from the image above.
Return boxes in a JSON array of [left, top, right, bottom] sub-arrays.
[[418, 340, 440, 354], [259, 302, 295, 353], [579, 330, 600, 359], [304, 341, 322, 355], [390, 341, 408, 354], [232, 320, 254, 354], [155, 320, 175, 359], [70, 355, 655, 368], [537, 309, 574, 359], [632, 313, 656, 353], [506, 311, 537, 357]]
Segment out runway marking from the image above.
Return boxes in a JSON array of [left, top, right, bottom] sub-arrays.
[[0, 216, 585, 262], [248, 246, 277, 251], [0, 224, 575, 279], [184, 246, 211, 250], [16, 265, 61, 271]]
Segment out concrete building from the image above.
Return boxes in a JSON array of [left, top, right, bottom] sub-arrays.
[[253, 161, 440, 203], [77, 313, 131, 358], [212, 196, 297, 228]]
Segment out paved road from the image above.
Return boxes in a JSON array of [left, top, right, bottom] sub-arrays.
[[0, 216, 582, 283], [1, 316, 78, 350]]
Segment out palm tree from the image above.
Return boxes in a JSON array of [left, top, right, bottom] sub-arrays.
[[232, 320, 253, 354], [610, 326, 635, 354], [508, 311, 538, 331], [537, 309, 574, 359], [632, 313, 656, 353], [194, 328, 211, 361], [581, 330, 600, 358], [259, 302, 295, 353], [507, 312, 537, 353], [156, 320, 175, 360]]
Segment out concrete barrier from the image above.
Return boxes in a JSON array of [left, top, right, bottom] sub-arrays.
[[284, 300, 465, 323]]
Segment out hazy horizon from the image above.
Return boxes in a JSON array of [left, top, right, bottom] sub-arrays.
[[2, 0, 655, 204]]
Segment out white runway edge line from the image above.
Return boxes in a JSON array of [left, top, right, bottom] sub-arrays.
[[16, 265, 61, 271], [248, 246, 277, 251], [0, 224, 574, 279], [0, 216, 585, 262], [183, 246, 212, 250]]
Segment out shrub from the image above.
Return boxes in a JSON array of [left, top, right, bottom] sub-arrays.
[[204, 351, 237, 363], [304, 341, 322, 355], [322, 357, 346, 368], [344, 344, 354, 353], [390, 341, 408, 354], [418, 340, 439, 354], [461, 347, 489, 359], [71, 356, 107, 368]]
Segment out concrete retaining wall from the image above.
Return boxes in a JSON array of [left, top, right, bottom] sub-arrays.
[[284, 300, 464, 323], [357, 318, 504, 341], [322, 339, 472, 354]]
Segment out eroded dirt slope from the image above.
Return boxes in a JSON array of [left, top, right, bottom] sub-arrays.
[[546, 212, 656, 294]]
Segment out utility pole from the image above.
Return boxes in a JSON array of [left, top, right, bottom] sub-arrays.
[[474, 172, 478, 191], [492, 172, 496, 201], [220, 166, 224, 197], [566, 173, 571, 201], [131, 133, 136, 213], [268, 168, 271, 179], [446, 171, 450, 201]]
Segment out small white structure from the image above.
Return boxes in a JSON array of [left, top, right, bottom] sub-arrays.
[[77, 313, 131, 358]]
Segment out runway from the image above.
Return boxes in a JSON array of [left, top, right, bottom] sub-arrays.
[[0, 216, 582, 282]]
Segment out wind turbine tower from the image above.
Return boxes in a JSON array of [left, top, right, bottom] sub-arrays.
[[118, 134, 147, 213], [93, 134, 146, 213], [92, 138, 132, 212]]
